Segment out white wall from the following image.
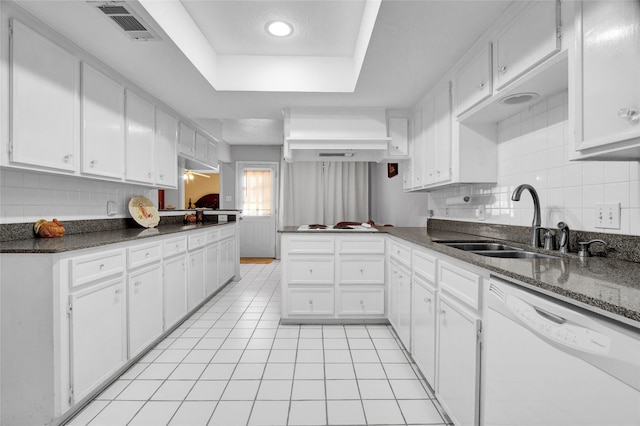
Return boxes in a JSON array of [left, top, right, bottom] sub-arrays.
[[369, 162, 428, 227], [0, 169, 155, 224], [428, 91, 640, 236]]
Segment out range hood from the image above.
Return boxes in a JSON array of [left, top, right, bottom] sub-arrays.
[[283, 108, 392, 162]]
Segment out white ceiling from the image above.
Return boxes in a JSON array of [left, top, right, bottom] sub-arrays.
[[13, 0, 513, 145]]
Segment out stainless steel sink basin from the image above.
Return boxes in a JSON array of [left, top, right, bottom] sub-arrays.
[[438, 242, 523, 252], [437, 241, 561, 260], [475, 250, 560, 260]]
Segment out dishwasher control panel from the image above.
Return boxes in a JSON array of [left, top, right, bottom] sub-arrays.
[[507, 294, 611, 354]]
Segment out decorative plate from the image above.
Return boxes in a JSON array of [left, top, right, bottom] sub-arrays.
[[129, 196, 160, 228]]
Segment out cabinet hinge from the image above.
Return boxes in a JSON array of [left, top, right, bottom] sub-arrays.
[[68, 386, 74, 405], [8, 142, 13, 155], [556, 25, 563, 40], [66, 303, 73, 317], [476, 323, 483, 343]]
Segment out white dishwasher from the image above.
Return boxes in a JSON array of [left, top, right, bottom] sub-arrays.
[[483, 276, 640, 426]]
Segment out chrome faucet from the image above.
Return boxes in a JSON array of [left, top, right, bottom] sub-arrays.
[[557, 222, 570, 253], [511, 184, 542, 248]]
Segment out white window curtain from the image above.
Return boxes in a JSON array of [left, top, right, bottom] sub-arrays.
[[242, 169, 272, 216], [279, 160, 369, 226]]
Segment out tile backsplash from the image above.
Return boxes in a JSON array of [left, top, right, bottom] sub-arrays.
[[428, 91, 640, 236], [0, 169, 156, 224]]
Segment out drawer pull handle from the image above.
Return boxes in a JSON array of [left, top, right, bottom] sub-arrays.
[[440, 309, 446, 316], [135, 281, 142, 287], [309, 269, 313, 274], [360, 269, 364, 274], [99, 264, 105, 269], [115, 289, 121, 295], [425, 297, 431, 304], [360, 300, 364, 305], [308, 300, 313, 305], [145, 252, 150, 257]]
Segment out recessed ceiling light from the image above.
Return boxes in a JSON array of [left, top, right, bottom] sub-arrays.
[[266, 20, 293, 37]]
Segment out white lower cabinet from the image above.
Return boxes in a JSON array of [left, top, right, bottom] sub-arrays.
[[436, 293, 481, 426], [187, 249, 206, 311], [411, 274, 437, 386], [288, 287, 335, 316], [69, 277, 127, 404], [127, 264, 163, 358], [205, 242, 220, 296], [388, 259, 412, 349], [163, 254, 188, 330], [338, 286, 385, 315]]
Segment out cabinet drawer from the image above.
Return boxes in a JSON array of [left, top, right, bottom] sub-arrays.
[[288, 256, 334, 284], [286, 237, 334, 254], [389, 240, 411, 267], [206, 229, 220, 245], [338, 256, 385, 284], [413, 249, 436, 282], [163, 237, 187, 258], [288, 288, 334, 316], [219, 226, 235, 240], [71, 249, 125, 287], [439, 261, 482, 310], [188, 232, 207, 250], [337, 237, 385, 254], [338, 286, 385, 315], [128, 242, 162, 269]]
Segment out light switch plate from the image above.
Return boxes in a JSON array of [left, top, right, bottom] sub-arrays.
[[225, 196, 232, 202], [594, 202, 620, 229]]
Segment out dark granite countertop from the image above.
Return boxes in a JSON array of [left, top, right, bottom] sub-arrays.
[[280, 226, 640, 328], [0, 222, 233, 254]]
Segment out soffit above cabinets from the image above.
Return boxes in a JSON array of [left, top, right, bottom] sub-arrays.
[[137, 0, 380, 93]]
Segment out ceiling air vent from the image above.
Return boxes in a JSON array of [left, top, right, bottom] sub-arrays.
[[93, 1, 160, 41], [318, 152, 356, 158]]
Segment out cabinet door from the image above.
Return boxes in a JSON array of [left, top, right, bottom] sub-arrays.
[[437, 294, 481, 426], [455, 44, 492, 115], [412, 276, 437, 386], [388, 118, 409, 156], [207, 140, 218, 166], [188, 250, 206, 310], [69, 277, 126, 403], [494, 0, 560, 90], [125, 90, 155, 184], [433, 82, 452, 184], [205, 243, 220, 296], [389, 261, 411, 350], [163, 255, 188, 330], [402, 159, 413, 191], [576, 1, 640, 151], [155, 108, 178, 188], [195, 133, 208, 162], [423, 99, 436, 185], [81, 63, 124, 179], [10, 19, 78, 172], [178, 122, 195, 157], [411, 108, 425, 188], [128, 265, 163, 358]]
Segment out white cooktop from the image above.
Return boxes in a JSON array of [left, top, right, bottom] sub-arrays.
[[297, 224, 378, 232]]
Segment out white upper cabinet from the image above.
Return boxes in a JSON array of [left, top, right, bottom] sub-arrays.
[[81, 63, 125, 179], [387, 118, 409, 157], [154, 108, 178, 188], [572, 0, 640, 160], [207, 139, 218, 167], [432, 82, 452, 184], [454, 44, 492, 116], [195, 132, 208, 163], [411, 108, 425, 188], [10, 19, 78, 172], [178, 122, 196, 157], [494, 0, 560, 91], [125, 90, 155, 185]]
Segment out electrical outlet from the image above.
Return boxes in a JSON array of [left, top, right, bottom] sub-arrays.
[[225, 196, 232, 202], [594, 202, 620, 229]]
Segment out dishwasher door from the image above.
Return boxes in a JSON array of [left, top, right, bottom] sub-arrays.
[[483, 276, 640, 426]]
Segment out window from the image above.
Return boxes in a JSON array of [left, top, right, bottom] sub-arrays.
[[242, 169, 272, 216]]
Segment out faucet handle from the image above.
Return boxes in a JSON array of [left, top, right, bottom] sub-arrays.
[[577, 239, 607, 258]]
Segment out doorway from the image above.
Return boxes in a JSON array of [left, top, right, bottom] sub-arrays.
[[236, 162, 278, 258]]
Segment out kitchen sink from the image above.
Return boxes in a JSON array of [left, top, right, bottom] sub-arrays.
[[438, 242, 523, 251], [437, 241, 561, 260], [475, 250, 560, 260]]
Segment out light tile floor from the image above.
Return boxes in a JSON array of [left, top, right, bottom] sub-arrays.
[[66, 261, 451, 426]]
